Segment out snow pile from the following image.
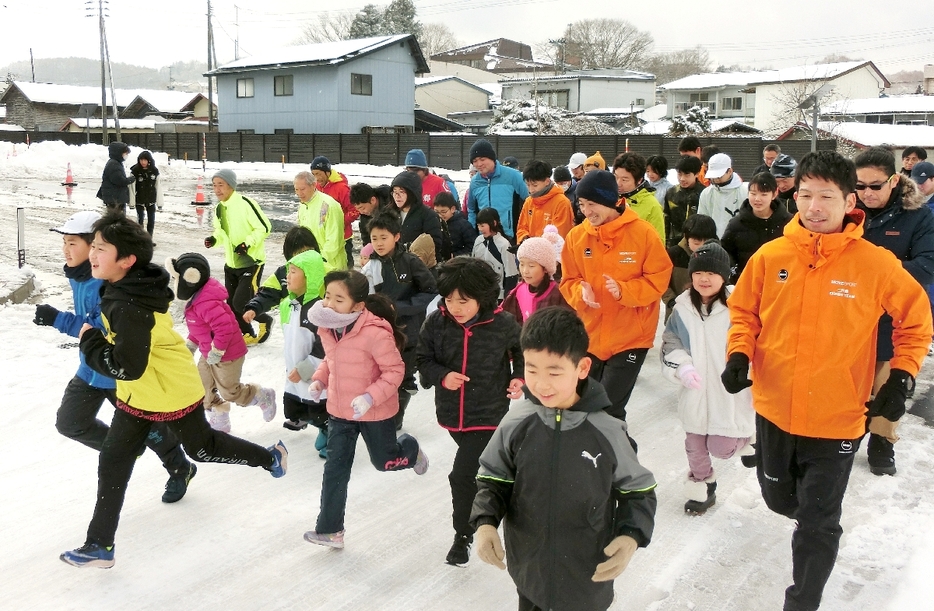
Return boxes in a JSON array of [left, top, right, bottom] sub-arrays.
[[488, 100, 620, 136]]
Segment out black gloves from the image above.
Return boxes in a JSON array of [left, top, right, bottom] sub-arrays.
[[234, 242, 249, 256], [867, 368, 913, 422], [33, 304, 60, 326], [721, 352, 752, 394], [204, 236, 216, 248]]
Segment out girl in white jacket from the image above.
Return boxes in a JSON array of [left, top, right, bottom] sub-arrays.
[[660, 242, 754, 514]]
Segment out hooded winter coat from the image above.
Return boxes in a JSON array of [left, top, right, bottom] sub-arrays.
[[318, 169, 358, 240], [52, 260, 115, 390], [371, 244, 439, 349], [283, 250, 327, 401], [470, 378, 657, 611], [312, 308, 405, 422], [560, 206, 673, 360], [297, 189, 347, 270], [184, 277, 248, 363], [466, 161, 530, 238], [96, 142, 134, 205], [211, 190, 272, 268], [416, 305, 523, 431], [856, 175, 934, 359], [697, 173, 748, 238], [444, 211, 477, 258], [622, 185, 666, 244], [391, 171, 443, 258], [663, 181, 706, 247], [720, 199, 794, 282], [727, 211, 933, 439], [79, 264, 205, 414], [129, 151, 160, 207], [515, 182, 574, 243], [661, 287, 755, 438]]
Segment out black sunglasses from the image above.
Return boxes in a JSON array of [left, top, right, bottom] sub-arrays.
[[855, 175, 895, 191]]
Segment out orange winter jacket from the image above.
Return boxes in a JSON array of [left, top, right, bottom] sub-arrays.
[[560, 206, 673, 360], [727, 211, 932, 439], [516, 183, 574, 243]]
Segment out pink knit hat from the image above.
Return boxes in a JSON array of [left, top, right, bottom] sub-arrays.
[[518, 235, 558, 276], [361, 243, 374, 258]]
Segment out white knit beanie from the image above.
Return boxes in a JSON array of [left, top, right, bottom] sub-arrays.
[[518, 235, 558, 276]]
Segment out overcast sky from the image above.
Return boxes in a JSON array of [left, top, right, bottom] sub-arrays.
[[1, 0, 932, 78]]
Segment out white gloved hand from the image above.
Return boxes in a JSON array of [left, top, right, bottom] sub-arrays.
[[350, 394, 373, 420], [308, 380, 326, 401], [206, 347, 224, 366], [677, 364, 702, 390]]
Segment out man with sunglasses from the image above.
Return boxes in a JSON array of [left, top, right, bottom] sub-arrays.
[[854, 147, 934, 476]]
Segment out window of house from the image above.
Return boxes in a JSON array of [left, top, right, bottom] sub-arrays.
[[635, 98, 645, 106], [274, 75, 293, 97], [236, 78, 254, 98], [722, 97, 743, 111], [351, 73, 373, 96], [237, 129, 255, 134], [690, 92, 709, 102], [537, 90, 570, 109]]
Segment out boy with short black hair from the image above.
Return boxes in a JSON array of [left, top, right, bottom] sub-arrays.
[[664, 156, 706, 247], [62, 211, 287, 569], [471, 306, 657, 611], [368, 210, 439, 429], [35, 211, 193, 504], [433, 191, 477, 260], [516, 159, 574, 243]]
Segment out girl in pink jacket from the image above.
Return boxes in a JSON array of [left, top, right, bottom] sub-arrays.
[[167, 253, 277, 434], [303, 270, 429, 549]]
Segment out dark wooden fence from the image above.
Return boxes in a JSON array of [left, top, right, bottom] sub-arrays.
[[0, 131, 836, 181]]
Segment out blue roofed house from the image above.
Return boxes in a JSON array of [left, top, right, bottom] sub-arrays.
[[206, 35, 429, 134]]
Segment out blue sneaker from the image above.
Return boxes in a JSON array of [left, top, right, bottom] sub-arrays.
[[60, 543, 115, 568], [315, 428, 328, 459], [268, 440, 288, 478]]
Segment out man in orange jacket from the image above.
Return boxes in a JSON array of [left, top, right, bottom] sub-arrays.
[[560, 170, 672, 423], [722, 151, 932, 611]]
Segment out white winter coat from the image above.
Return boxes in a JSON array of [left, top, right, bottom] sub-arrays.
[[660, 287, 754, 438], [697, 174, 748, 238]]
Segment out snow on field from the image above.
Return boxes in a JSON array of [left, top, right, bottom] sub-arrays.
[[1, 142, 934, 611]]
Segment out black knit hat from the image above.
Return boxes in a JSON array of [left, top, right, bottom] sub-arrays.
[[575, 170, 619, 207], [770, 154, 797, 179], [310, 156, 332, 174], [167, 253, 211, 301], [552, 165, 572, 182], [469, 139, 497, 163], [688, 242, 731, 281]]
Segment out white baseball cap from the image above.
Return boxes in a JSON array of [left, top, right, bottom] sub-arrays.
[[568, 152, 587, 170], [50, 210, 102, 235], [705, 153, 732, 180]]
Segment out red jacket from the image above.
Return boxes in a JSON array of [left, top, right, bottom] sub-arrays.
[[319, 170, 358, 240], [728, 211, 932, 439], [421, 173, 451, 207]]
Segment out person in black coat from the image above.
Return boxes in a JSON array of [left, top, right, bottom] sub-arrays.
[[130, 150, 159, 237], [390, 170, 443, 260], [720, 172, 793, 283], [854, 147, 934, 476], [664, 156, 706, 247], [433, 192, 478, 259], [350, 183, 390, 247], [416, 257, 523, 566], [97, 142, 134, 212]]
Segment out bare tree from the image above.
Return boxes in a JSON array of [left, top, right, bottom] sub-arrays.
[[298, 11, 354, 44], [766, 78, 840, 135], [642, 46, 711, 85], [820, 53, 857, 63], [419, 22, 459, 57], [562, 19, 653, 70]]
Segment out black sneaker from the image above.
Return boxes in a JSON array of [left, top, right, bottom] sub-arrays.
[[741, 443, 757, 469], [869, 457, 897, 476], [162, 463, 197, 503], [445, 534, 473, 566], [283, 419, 308, 431], [256, 319, 273, 344], [684, 482, 717, 515]]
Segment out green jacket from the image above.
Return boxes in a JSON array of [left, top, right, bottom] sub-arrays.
[[212, 191, 272, 268], [624, 187, 666, 244], [297, 190, 347, 270]]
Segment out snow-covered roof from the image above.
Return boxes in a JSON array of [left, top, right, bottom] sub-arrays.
[[822, 95, 934, 116], [813, 121, 934, 147], [415, 76, 491, 96], [638, 103, 669, 122], [627, 118, 760, 135], [208, 35, 429, 75], [0, 123, 24, 131], [661, 61, 887, 91], [500, 69, 654, 84], [2, 82, 204, 112], [125, 90, 206, 113], [584, 107, 646, 115], [63, 118, 162, 130]]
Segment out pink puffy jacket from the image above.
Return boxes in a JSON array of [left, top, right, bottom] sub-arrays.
[[312, 308, 404, 422], [184, 277, 248, 362]]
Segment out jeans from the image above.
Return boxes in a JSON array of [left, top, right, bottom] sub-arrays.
[[315, 416, 420, 534]]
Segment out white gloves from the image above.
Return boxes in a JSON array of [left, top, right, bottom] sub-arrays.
[[677, 364, 702, 390], [350, 394, 373, 420], [308, 380, 325, 401]]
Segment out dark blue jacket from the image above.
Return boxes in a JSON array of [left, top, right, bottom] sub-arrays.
[[857, 176, 934, 358], [447, 211, 477, 257], [53, 260, 115, 390], [720, 199, 794, 283], [466, 162, 529, 238], [372, 245, 438, 349], [96, 142, 134, 205]]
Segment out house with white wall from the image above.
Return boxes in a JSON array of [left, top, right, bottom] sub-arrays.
[[498, 69, 656, 114], [206, 35, 428, 134], [661, 61, 889, 134], [415, 76, 490, 118], [821, 95, 934, 126]]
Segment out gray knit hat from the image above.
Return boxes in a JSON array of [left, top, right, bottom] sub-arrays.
[[212, 168, 237, 190], [688, 242, 731, 281]]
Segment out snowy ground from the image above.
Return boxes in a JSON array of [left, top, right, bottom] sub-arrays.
[[2, 142, 934, 611]]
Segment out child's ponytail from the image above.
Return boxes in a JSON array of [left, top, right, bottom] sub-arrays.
[[364, 293, 407, 353]]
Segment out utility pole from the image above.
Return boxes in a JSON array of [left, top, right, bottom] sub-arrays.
[[29, 48, 35, 82], [103, 17, 120, 141], [207, 0, 215, 132], [234, 4, 239, 60], [96, 0, 109, 143]]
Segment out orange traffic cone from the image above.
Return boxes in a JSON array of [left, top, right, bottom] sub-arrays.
[[61, 162, 78, 187], [190, 176, 206, 206]]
